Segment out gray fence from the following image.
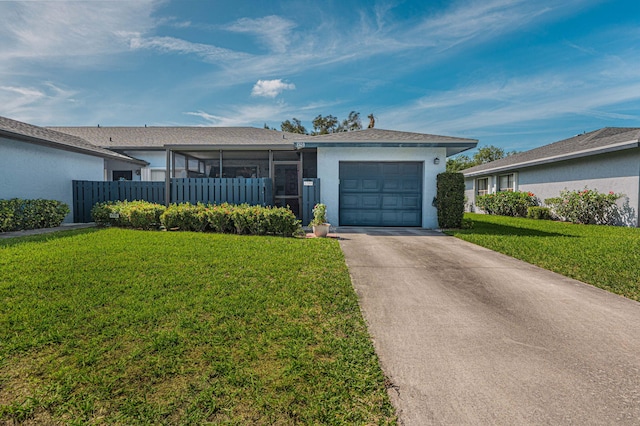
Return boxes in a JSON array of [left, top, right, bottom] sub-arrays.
[[73, 178, 273, 223]]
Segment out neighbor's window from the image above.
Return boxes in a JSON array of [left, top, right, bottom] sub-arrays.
[[476, 178, 489, 196], [499, 174, 515, 192]]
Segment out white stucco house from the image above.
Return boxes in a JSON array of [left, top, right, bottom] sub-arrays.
[[0, 116, 146, 222], [463, 127, 640, 226], [52, 125, 478, 228]]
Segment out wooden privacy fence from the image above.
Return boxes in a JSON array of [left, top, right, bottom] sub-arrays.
[[301, 178, 321, 226], [73, 178, 274, 223]]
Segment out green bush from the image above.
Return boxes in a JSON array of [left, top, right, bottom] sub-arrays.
[[201, 203, 235, 233], [526, 206, 552, 220], [545, 188, 622, 225], [0, 198, 69, 232], [436, 172, 465, 228], [160, 203, 207, 231], [95, 201, 301, 236], [91, 200, 166, 229], [475, 191, 538, 217]]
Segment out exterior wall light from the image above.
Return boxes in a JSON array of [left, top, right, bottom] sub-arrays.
[[434, 157, 440, 165]]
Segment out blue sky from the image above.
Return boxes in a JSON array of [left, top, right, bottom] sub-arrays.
[[1, 0, 639, 153]]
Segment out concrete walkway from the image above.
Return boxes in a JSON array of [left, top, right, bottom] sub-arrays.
[[0, 223, 95, 239], [337, 227, 640, 425]]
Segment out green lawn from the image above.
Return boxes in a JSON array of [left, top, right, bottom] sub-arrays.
[[0, 228, 395, 425], [446, 213, 640, 301]]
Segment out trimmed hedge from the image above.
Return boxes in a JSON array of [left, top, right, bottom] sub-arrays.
[[475, 191, 538, 217], [92, 200, 166, 230], [0, 198, 70, 232], [92, 201, 301, 237], [436, 172, 465, 228]]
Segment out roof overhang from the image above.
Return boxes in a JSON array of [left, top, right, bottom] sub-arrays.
[[0, 129, 147, 166], [164, 144, 296, 151], [294, 141, 477, 156], [464, 140, 640, 177]]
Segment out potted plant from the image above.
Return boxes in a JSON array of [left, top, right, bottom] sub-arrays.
[[310, 203, 330, 237]]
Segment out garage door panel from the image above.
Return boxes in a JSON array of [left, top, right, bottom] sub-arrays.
[[339, 161, 422, 227]]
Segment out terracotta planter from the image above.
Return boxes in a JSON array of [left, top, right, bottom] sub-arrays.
[[312, 223, 330, 238]]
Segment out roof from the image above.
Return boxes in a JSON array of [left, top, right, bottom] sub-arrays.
[[51, 126, 477, 156], [463, 127, 640, 177], [0, 116, 145, 164], [50, 126, 313, 149], [295, 128, 478, 156]]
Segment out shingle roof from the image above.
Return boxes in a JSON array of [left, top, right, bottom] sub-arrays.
[[50, 126, 313, 148], [299, 127, 476, 143], [463, 127, 640, 177], [295, 128, 477, 156], [0, 116, 145, 164]]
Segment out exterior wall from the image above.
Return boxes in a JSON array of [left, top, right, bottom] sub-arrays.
[[465, 149, 640, 226], [316, 147, 446, 228], [0, 137, 104, 222]]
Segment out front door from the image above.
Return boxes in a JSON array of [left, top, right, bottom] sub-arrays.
[[274, 163, 300, 217]]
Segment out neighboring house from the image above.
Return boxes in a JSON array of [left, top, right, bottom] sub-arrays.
[[53, 126, 477, 228], [463, 128, 640, 226], [0, 116, 146, 222]]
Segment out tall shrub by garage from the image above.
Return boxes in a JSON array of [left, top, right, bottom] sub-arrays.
[[436, 172, 465, 228]]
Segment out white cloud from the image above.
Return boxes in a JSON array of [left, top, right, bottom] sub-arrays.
[[0, 1, 159, 68], [129, 36, 249, 62], [185, 103, 291, 127], [225, 15, 297, 53], [251, 79, 296, 98]]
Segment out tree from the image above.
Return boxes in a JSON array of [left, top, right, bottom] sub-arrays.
[[279, 111, 370, 135], [367, 113, 375, 128], [446, 154, 475, 172], [280, 118, 307, 134], [446, 145, 518, 172], [337, 111, 362, 132], [312, 114, 339, 135]]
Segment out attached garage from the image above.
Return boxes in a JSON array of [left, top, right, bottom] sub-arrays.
[[339, 161, 423, 226], [295, 128, 478, 228]]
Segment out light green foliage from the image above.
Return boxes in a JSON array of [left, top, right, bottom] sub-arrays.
[[0, 229, 396, 424], [309, 203, 328, 226], [545, 188, 622, 225], [92, 200, 166, 229], [0, 198, 69, 232], [475, 191, 538, 217], [447, 214, 640, 301]]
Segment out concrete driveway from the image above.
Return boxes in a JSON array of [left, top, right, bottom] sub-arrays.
[[337, 227, 640, 425]]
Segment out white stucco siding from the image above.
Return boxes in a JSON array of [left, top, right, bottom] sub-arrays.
[[517, 151, 639, 225], [0, 137, 104, 222], [316, 147, 446, 228], [465, 149, 640, 225]]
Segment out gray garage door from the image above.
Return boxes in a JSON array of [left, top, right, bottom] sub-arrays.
[[339, 162, 422, 226]]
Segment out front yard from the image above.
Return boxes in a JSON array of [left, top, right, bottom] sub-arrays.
[[446, 213, 640, 301], [0, 228, 395, 424]]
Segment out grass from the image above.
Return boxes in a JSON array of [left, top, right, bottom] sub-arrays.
[[446, 213, 640, 301], [0, 228, 395, 424]]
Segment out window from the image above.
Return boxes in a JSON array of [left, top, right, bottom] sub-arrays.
[[476, 178, 489, 196], [112, 170, 132, 181], [150, 169, 166, 182], [499, 174, 515, 192]]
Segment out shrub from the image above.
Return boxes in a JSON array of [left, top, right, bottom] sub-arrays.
[[92, 200, 166, 229], [436, 172, 465, 228], [160, 203, 207, 231], [263, 207, 301, 237], [202, 203, 235, 233], [475, 191, 538, 217], [545, 188, 622, 225], [0, 198, 69, 232], [526, 206, 552, 220]]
